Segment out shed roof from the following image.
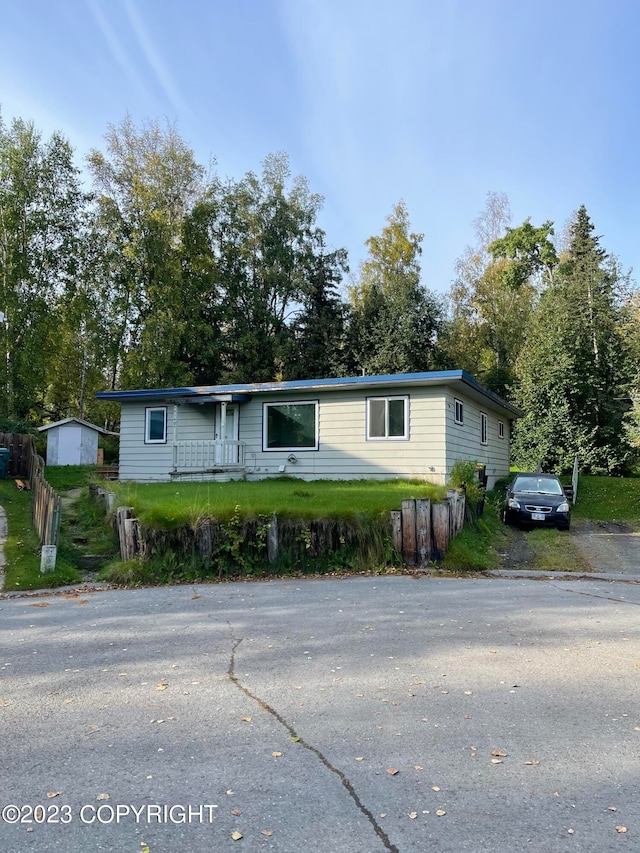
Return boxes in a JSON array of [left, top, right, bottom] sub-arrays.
[[96, 370, 521, 417], [38, 417, 118, 436]]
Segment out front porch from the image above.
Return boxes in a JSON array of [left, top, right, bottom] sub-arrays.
[[172, 440, 245, 477]]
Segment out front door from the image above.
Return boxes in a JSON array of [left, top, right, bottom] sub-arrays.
[[214, 405, 238, 464]]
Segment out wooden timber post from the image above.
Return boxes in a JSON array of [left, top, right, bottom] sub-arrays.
[[431, 502, 450, 561], [416, 499, 431, 565], [267, 513, 279, 563], [401, 499, 417, 565]]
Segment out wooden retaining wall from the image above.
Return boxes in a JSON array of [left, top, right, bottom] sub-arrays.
[[390, 490, 466, 565], [108, 489, 467, 568]]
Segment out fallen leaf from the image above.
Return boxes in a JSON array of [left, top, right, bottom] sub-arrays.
[[231, 830, 243, 840], [272, 751, 282, 757], [436, 809, 446, 816], [46, 791, 62, 799], [387, 768, 399, 776], [408, 812, 417, 819], [464, 690, 473, 695], [242, 717, 252, 722], [608, 806, 618, 812], [414, 765, 423, 771], [380, 813, 387, 818], [355, 756, 364, 761], [491, 749, 507, 757], [616, 826, 627, 833], [190, 594, 201, 599], [231, 809, 241, 816], [96, 793, 110, 801], [524, 759, 540, 765], [28, 602, 50, 608], [260, 830, 273, 837], [491, 759, 503, 764], [289, 736, 300, 743], [432, 786, 440, 792], [567, 828, 575, 835], [156, 683, 167, 691]]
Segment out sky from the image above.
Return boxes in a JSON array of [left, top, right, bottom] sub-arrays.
[[1, 0, 639, 294]]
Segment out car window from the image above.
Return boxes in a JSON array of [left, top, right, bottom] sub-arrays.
[[513, 477, 563, 495]]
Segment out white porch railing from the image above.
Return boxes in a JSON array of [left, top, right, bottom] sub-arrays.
[[173, 440, 245, 470]]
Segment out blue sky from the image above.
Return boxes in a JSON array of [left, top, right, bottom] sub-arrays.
[[1, 0, 639, 293]]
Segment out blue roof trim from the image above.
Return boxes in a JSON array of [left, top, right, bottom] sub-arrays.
[[96, 370, 521, 416]]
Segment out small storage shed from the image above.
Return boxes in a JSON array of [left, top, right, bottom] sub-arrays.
[[38, 418, 113, 466]]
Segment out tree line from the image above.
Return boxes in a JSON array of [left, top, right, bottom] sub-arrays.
[[1, 113, 638, 474]]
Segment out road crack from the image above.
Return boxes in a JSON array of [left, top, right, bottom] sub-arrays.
[[228, 636, 400, 853]]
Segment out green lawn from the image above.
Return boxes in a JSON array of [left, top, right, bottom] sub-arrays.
[[111, 478, 448, 528], [0, 480, 81, 590], [571, 475, 640, 523]]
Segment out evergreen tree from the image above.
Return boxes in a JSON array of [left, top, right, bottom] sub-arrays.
[[513, 206, 634, 474], [283, 245, 348, 379]]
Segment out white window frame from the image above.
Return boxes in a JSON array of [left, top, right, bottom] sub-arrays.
[[454, 398, 464, 425], [480, 411, 488, 445], [262, 400, 319, 452], [498, 420, 505, 439], [145, 406, 167, 444], [366, 395, 409, 441]]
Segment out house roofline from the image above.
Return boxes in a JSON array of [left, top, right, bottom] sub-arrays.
[[96, 370, 522, 417]]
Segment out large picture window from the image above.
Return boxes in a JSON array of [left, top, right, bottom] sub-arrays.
[[367, 396, 409, 440], [145, 407, 167, 444], [263, 401, 318, 451]]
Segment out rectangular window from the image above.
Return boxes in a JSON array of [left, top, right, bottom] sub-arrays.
[[480, 412, 488, 445], [145, 407, 167, 444], [367, 396, 409, 440], [498, 420, 505, 439], [454, 398, 464, 425], [263, 401, 318, 451]]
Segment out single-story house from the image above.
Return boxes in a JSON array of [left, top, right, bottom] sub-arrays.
[[96, 370, 520, 488], [38, 417, 117, 466]]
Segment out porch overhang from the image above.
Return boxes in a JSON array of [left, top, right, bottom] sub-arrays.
[[181, 394, 250, 405]]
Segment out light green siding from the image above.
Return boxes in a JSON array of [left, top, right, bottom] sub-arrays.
[[117, 382, 513, 485]]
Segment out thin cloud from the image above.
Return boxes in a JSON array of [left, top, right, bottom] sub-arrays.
[[123, 0, 194, 122]]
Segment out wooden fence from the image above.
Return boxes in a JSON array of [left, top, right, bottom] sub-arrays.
[[6, 433, 62, 547], [390, 490, 466, 566]]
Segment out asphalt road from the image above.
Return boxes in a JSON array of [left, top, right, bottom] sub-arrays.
[[1, 575, 639, 853]]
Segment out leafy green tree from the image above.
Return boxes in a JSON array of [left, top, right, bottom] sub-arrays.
[[87, 116, 206, 389], [210, 154, 331, 382], [441, 193, 538, 397], [513, 206, 634, 474], [0, 114, 84, 421], [346, 201, 442, 375]]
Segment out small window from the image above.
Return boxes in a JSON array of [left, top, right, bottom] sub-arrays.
[[367, 396, 409, 440], [480, 412, 488, 445], [263, 401, 318, 451], [498, 420, 505, 439], [145, 407, 167, 444], [454, 399, 464, 425]]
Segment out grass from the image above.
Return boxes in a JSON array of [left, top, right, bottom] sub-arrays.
[[4, 470, 640, 590], [526, 528, 592, 573], [439, 507, 505, 573], [571, 474, 640, 523], [0, 480, 82, 591], [111, 478, 448, 528]]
